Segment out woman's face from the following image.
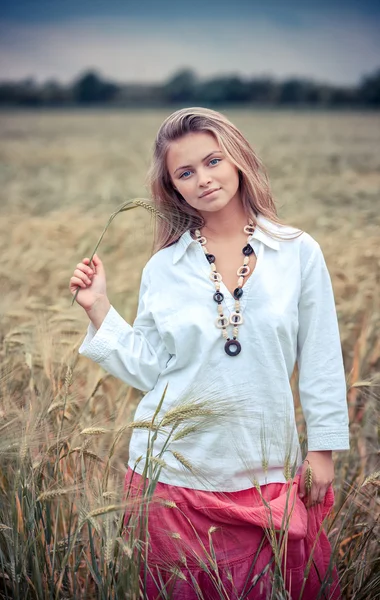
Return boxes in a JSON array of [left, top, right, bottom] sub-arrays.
[[166, 131, 241, 215]]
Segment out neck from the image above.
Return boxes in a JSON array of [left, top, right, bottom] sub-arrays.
[[199, 195, 249, 242]]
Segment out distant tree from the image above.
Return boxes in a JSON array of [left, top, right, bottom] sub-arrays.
[[197, 75, 251, 104], [278, 79, 310, 105], [163, 68, 197, 103], [72, 70, 119, 104], [359, 68, 380, 106], [247, 77, 279, 104], [40, 79, 72, 105]]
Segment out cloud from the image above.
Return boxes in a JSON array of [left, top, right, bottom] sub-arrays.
[[0, 14, 379, 85]]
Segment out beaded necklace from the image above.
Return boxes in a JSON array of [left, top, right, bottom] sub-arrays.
[[193, 222, 255, 357]]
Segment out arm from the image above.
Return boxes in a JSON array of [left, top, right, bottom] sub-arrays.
[[78, 265, 171, 392], [296, 243, 350, 505]]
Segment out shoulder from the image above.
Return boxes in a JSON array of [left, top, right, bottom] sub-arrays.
[[274, 218, 320, 253], [268, 217, 323, 275], [141, 241, 178, 285]]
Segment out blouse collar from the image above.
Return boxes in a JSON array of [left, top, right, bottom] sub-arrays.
[[172, 213, 280, 264]]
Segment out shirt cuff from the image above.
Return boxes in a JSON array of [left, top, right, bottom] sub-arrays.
[[307, 428, 350, 451], [78, 305, 129, 362]]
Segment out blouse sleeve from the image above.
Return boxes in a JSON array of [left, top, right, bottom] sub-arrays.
[[297, 243, 350, 452], [78, 266, 171, 392]]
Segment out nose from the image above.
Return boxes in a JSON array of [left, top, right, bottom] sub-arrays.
[[198, 167, 212, 187]]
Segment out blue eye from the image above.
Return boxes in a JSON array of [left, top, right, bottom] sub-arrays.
[[209, 158, 220, 165], [180, 170, 191, 179]]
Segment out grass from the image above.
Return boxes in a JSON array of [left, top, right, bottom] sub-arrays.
[[0, 108, 379, 598]]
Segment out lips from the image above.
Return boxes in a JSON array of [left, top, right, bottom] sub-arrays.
[[200, 188, 220, 198]]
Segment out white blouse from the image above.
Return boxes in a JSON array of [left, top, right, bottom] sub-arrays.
[[79, 213, 350, 492]]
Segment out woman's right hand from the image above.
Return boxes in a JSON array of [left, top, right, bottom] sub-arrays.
[[69, 253, 108, 312]]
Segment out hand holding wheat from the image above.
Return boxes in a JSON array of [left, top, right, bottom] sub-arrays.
[[299, 450, 334, 508], [69, 254, 111, 328]]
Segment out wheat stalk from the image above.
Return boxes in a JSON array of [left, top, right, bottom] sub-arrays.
[[161, 406, 214, 427], [127, 420, 159, 431], [361, 471, 380, 487], [86, 503, 127, 519], [71, 198, 167, 305], [37, 486, 78, 501], [80, 427, 110, 435], [305, 464, 313, 493], [171, 451, 194, 473], [172, 424, 199, 441]]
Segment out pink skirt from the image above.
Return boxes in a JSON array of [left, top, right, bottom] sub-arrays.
[[123, 467, 341, 599]]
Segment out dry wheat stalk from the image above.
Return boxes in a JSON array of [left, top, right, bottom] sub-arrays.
[[170, 567, 187, 581], [159, 499, 177, 508], [161, 406, 214, 427], [37, 486, 77, 501], [361, 471, 380, 487], [85, 503, 127, 519], [80, 427, 110, 436], [171, 451, 194, 473], [127, 420, 159, 431], [305, 464, 313, 493], [149, 457, 167, 468], [172, 424, 199, 441], [71, 198, 167, 304], [283, 457, 292, 481]]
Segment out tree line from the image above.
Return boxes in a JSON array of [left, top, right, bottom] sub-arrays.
[[1, 67, 379, 108]]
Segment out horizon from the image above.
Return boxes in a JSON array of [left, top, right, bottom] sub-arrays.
[[1, 0, 380, 86]]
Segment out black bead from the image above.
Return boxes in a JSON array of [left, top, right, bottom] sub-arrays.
[[213, 291, 224, 303], [224, 339, 242, 356], [206, 253, 215, 264], [233, 287, 243, 299], [242, 244, 254, 256]]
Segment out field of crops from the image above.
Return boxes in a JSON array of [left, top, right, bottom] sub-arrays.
[[0, 109, 379, 598]]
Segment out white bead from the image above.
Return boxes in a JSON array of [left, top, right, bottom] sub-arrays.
[[216, 316, 229, 328], [237, 265, 250, 277], [233, 327, 239, 336], [222, 329, 229, 339], [244, 224, 255, 235], [217, 304, 224, 314], [229, 312, 244, 325], [210, 272, 222, 282], [243, 256, 249, 265]]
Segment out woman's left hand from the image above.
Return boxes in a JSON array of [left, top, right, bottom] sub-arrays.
[[299, 450, 334, 508]]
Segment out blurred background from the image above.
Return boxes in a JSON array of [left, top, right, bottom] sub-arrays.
[[1, 0, 379, 422], [0, 2, 379, 596]]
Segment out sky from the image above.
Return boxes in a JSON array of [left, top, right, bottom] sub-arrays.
[[0, 0, 379, 86]]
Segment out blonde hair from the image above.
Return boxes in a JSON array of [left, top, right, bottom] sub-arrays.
[[147, 107, 303, 253]]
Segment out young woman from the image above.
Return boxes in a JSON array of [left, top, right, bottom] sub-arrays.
[[70, 107, 349, 598]]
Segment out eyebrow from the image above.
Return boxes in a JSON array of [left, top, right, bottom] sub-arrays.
[[174, 151, 222, 174]]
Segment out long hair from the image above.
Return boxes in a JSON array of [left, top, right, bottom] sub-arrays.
[[147, 107, 303, 253]]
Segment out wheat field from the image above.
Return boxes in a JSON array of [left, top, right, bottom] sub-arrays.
[[0, 109, 379, 598]]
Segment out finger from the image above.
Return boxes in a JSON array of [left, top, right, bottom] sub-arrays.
[[91, 254, 102, 271], [308, 484, 321, 508], [91, 254, 105, 276], [299, 463, 307, 498], [74, 269, 92, 285], [76, 262, 94, 277], [70, 276, 87, 291], [317, 487, 327, 505]]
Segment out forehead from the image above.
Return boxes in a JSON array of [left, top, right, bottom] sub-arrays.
[[166, 131, 220, 172]]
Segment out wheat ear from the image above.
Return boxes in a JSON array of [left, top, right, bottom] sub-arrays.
[[305, 464, 313, 493]]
